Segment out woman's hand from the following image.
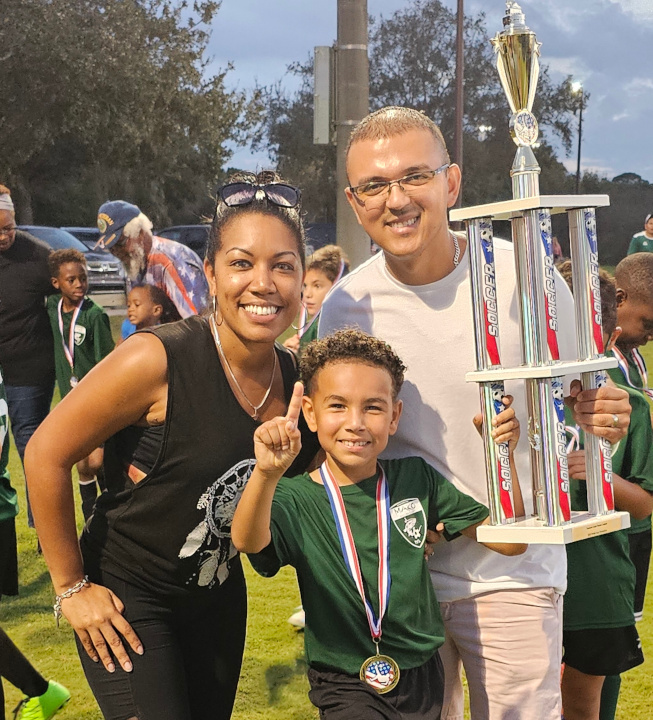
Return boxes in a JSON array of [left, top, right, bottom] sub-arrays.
[[567, 381, 631, 443], [253, 382, 303, 477], [62, 583, 143, 673], [473, 395, 520, 452]]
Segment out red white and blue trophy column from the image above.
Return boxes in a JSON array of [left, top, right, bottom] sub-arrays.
[[449, 1, 626, 543]]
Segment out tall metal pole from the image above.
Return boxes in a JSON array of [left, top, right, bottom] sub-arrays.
[[453, 0, 464, 210], [575, 93, 583, 194], [336, 0, 370, 269]]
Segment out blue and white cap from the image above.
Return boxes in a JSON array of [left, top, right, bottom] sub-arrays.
[[96, 200, 140, 249]]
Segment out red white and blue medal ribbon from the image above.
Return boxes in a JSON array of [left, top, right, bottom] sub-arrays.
[[319, 460, 391, 643], [57, 298, 83, 386], [611, 346, 653, 401]]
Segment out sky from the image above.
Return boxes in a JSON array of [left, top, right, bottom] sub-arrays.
[[207, 0, 653, 183]]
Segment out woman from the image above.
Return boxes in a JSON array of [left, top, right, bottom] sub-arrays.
[[25, 171, 317, 720]]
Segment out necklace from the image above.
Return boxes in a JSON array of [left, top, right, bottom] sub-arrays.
[[209, 314, 277, 420], [451, 232, 461, 267]]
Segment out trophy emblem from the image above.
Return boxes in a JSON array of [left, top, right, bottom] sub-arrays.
[[449, 1, 628, 543]]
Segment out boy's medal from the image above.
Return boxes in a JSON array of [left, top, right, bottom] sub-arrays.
[[612, 346, 653, 401], [57, 298, 84, 389], [320, 460, 400, 694]]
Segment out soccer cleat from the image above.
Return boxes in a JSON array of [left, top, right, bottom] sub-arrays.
[[287, 605, 305, 629], [14, 681, 71, 720]]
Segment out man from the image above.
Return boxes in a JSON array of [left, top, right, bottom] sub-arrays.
[[319, 106, 631, 720], [96, 200, 209, 319], [0, 185, 54, 526], [627, 212, 653, 255]]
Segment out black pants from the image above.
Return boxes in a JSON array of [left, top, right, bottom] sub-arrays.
[[308, 652, 443, 719], [77, 562, 247, 720]]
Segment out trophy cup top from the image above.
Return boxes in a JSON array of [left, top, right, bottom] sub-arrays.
[[502, 2, 529, 32]]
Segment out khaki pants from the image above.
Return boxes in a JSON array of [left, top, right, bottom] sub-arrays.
[[439, 588, 563, 720]]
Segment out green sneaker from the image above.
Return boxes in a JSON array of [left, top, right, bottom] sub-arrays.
[[14, 681, 71, 720]]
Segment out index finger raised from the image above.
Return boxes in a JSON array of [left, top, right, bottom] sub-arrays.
[[285, 382, 304, 427]]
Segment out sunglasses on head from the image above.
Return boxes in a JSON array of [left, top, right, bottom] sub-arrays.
[[219, 182, 301, 209]]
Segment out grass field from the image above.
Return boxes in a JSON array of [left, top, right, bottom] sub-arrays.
[[1, 329, 652, 718]]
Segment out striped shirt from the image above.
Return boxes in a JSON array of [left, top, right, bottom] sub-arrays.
[[138, 236, 209, 318]]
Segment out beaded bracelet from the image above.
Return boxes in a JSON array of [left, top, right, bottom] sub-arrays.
[[54, 576, 90, 627]]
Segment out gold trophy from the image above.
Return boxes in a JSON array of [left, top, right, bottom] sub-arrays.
[[449, 1, 628, 543]]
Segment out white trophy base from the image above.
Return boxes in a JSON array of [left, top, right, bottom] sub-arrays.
[[476, 510, 630, 545]]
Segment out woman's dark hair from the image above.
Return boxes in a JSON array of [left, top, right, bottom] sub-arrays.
[[207, 170, 305, 269]]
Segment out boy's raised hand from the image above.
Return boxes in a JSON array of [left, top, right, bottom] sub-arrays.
[[253, 381, 304, 477]]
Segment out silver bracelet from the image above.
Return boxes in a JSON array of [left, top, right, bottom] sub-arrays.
[[54, 576, 90, 627]]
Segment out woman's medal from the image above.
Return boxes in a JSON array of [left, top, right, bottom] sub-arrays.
[[320, 461, 400, 694], [57, 298, 83, 390]]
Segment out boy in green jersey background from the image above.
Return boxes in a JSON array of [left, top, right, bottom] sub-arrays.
[[45, 249, 114, 520], [558, 263, 653, 720], [0, 365, 71, 719], [233, 330, 525, 719], [612, 253, 653, 627]]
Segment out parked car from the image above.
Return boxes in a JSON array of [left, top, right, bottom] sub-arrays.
[[61, 226, 103, 251], [18, 226, 127, 308], [155, 224, 210, 259]]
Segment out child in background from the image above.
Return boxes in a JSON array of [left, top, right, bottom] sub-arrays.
[[46, 249, 114, 520], [126, 283, 176, 331], [232, 330, 525, 719], [557, 262, 653, 720], [284, 245, 350, 352], [0, 364, 71, 720]]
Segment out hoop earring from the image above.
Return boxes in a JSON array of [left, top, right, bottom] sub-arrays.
[[212, 295, 224, 326], [291, 303, 309, 331]]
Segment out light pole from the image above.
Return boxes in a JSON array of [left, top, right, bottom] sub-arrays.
[[572, 81, 583, 194]]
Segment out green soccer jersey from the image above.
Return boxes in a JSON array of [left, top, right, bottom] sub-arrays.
[[564, 387, 653, 630], [0, 365, 18, 523], [46, 295, 115, 397], [627, 231, 653, 255], [249, 456, 489, 675], [298, 317, 319, 348], [607, 349, 652, 534]]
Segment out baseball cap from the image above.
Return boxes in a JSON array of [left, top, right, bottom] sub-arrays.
[[96, 200, 141, 249]]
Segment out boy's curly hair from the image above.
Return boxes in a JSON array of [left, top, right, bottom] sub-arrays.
[[48, 248, 86, 278], [557, 260, 617, 337], [300, 329, 406, 399]]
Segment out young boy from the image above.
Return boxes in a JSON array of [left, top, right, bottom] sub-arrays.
[[46, 249, 115, 519], [612, 253, 653, 628], [557, 263, 653, 720], [232, 329, 525, 719]]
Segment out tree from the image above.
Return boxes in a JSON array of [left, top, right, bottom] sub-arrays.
[[0, 0, 260, 226], [253, 0, 580, 221]]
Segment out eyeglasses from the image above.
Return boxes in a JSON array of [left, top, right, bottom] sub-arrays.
[[0, 225, 16, 238], [349, 164, 450, 208], [219, 182, 301, 209]]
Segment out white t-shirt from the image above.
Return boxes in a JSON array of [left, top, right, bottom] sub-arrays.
[[318, 239, 577, 602]]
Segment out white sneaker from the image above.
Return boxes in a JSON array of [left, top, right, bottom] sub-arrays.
[[288, 606, 305, 628]]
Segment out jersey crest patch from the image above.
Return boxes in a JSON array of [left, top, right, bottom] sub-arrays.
[[390, 498, 426, 548], [73, 324, 87, 346]]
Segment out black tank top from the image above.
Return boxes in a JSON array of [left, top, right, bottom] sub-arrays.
[[80, 315, 318, 597]]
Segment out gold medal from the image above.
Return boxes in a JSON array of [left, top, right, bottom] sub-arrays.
[[359, 651, 400, 694]]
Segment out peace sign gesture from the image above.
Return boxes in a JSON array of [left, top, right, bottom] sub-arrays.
[[253, 381, 304, 477]]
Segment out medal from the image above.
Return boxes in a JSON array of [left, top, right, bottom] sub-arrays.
[[57, 298, 83, 390], [360, 650, 400, 694], [320, 460, 400, 694]]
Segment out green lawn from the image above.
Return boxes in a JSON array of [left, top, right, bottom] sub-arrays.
[[1, 334, 652, 718]]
